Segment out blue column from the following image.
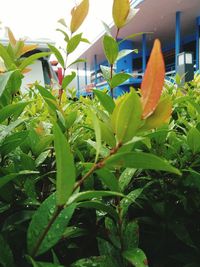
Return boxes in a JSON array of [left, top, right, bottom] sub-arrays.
[[196, 17, 200, 70], [77, 67, 80, 97], [94, 54, 98, 85], [142, 34, 147, 73], [84, 62, 88, 85], [175, 11, 181, 71]]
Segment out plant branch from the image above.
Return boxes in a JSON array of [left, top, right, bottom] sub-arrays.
[[31, 205, 64, 258], [31, 142, 122, 258]]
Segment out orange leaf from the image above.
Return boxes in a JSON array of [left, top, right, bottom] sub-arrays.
[[141, 39, 165, 119], [21, 44, 38, 56], [22, 68, 32, 74], [7, 28, 17, 47]]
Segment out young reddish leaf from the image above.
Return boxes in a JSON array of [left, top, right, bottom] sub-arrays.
[[141, 39, 165, 119]]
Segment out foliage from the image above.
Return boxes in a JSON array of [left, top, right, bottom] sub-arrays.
[[0, 0, 197, 267]]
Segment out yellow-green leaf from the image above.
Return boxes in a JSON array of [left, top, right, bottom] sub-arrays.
[[53, 123, 76, 206], [111, 90, 142, 143], [70, 0, 89, 33], [103, 35, 118, 65], [140, 96, 172, 131], [7, 28, 17, 47], [112, 0, 130, 29]]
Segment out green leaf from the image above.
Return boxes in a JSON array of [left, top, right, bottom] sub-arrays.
[[35, 150, 50, 167], [121, 189, 143, 217], [65, 111, 77, 129], [27, 194, 76, 256], [103, 35, 118, 65], [140, 96, 172, 131], [2, 210, 34, 231], [36, 85, 59, 112], [118, 32, 152, 45], [0, 118, 24, 143], [110, 73, 132, 88], [101, 21, 112, 36], [111, 90, 142, 143], [62, 72, 76, 89], [67, 33, 82, 54], [117, 49, 137, 61], [112, 0, 130, 29], [27, 255, 64, 267], [95, 168, 119, 192], [0, 71, 15, 98], [90, 111, 101, 162], [0, 171, 39, 189], [48, 44, 65, 69], [93, 89, 115, 114], [77, 200, 118, 221], [63, 226, 88, 239], [67, 58, 86, 68], [53, 123, 76, 206], [71, 256, 112, 267], [19, 52, 51, 71], [123, 221, 139, 250], [0, 43, 15, 69], [105, 151, 181, 175], [68, 190, 124, 205], [56, 28, 69, 42], [100, 65, 113, 81], [187, 127, 200, 154], [0, 101, 29, 123], [119, 168, 136, 192], [105, 217, 120, 248], [57, 18, 68, 28], [0, 234, 15, 267], [99, 121, 116, 147], [122, 249, 148, 267], [0, 131, 29, 155]]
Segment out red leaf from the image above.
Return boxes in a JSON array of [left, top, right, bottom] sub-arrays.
[[141, 39, 165, 119]]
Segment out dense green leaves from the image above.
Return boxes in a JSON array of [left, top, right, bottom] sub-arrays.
[[53, 123, 76, 206], [0, 234, 15, 267]]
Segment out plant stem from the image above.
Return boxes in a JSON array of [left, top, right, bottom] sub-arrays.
[[31, 205, 63, 258], [110, 28, 120, 99], [110, 64, 114, 98]]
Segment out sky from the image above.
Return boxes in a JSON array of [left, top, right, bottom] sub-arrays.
[[0, 0, 114, 62]]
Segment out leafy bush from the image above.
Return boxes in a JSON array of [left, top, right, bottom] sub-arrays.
[[0, 0, 198, 267]]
